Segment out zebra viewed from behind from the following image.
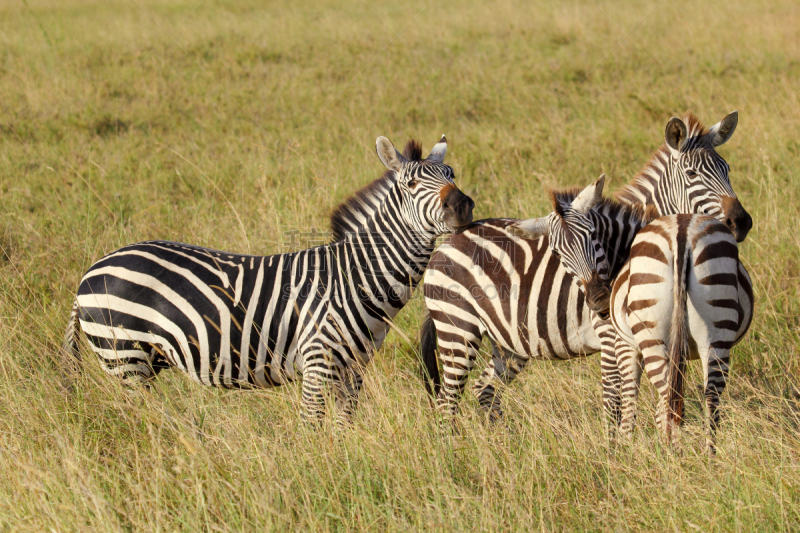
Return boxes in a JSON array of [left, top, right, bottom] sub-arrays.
[[63, 135, 474, 424], [420, 112, 752, 427], [512, 176, 753, 451]]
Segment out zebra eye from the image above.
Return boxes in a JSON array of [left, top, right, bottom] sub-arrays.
[[685, 169, 698, 178], [407, 179, 418, 188]]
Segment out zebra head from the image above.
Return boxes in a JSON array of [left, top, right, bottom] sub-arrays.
[[663, 111, 752, 242], [510, 175, 612, 318], [375, 135, 474, 237]]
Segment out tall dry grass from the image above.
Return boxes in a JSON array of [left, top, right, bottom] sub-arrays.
[[0, 0, 799, 530]]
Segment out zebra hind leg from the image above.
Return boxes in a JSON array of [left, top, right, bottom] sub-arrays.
[[641, 345, 683, 448], [60, 299, 83, 377], [89, 337, 169, 388], [703, 347, 731, 455], [615, 336, 642, 439], [333, 368, 364, 429]]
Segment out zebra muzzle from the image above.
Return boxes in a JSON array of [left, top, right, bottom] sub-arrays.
[[720, 195, 752, 243], [584, 273, 611, 319], [442, 187, 475, 230]]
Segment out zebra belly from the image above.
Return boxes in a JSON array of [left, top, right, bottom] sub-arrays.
[[425, 267, 601, 361]]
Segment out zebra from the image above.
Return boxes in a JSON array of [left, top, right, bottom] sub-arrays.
[[62, 135, 474, 424], [512, 176, 753, 451], [420, 112, 753, 427]]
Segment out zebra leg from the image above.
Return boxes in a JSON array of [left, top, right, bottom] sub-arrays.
[[89, 338, 169, 387], [334, 367, 364, 428], [641, 346, 681, 447], [300, 364, 332, 425], [436, 327, 482, 418], [615, 336, 642, 438], [593, 314, 622, 437], [702, 347, 731, 454], [472, 341, 529, 422]]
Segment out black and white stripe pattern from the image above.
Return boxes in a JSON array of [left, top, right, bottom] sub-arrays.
[[64, 136, 473, 423], [516, 178, 753, 451], [419, 112, 752, 424]]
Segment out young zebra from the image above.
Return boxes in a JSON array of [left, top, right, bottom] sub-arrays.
[[62, 136, 474, 423], [420, 112, 752, 425], [512, 176, 753, 451]]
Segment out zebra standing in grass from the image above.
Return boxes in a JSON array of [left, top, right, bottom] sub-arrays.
[[63, 136, 474, 423], [420, 112, 752, 427], [512, 176, 753, 452]]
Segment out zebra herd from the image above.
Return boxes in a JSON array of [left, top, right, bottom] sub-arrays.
[[63, 112, 753, 451]]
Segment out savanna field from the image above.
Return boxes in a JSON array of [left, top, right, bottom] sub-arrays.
[[1, 0, 799, 530]]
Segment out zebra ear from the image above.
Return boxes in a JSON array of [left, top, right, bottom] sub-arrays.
[[509, 217, 550, 239], [376, 137, 407, 172], [427, 134, 448, 163], [708, 111, 738, 147], [665, 117, 688, 154], [571, 174, 606, 214]]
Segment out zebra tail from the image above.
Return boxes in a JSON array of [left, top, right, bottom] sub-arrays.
[[61, 299, 82, 373], [667, 250, 690, 430], [419, 313, 441, 399]]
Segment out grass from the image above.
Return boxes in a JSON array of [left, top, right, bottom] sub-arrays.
[[1, 0, 799, 530]]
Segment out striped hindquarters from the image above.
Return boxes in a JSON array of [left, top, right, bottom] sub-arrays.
[[76, 240, 326, 388], [610, 214, 754, 444], [613, 215, 751, 351]]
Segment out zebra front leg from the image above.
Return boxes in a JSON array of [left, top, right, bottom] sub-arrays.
[[300, 364, 334, 426], [593, 314, 622, 438], [615, 336, 642, 438], [436, 330, 482, 418], [472, 341, 529, 423], [703, 347, 731, 454]]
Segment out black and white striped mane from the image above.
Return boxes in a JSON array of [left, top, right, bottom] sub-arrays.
[[614, 113, 710, 203], [551, 187, 658, 224], [328, 140, 424, 242]]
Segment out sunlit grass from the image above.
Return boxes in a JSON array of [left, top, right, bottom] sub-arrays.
[[0, 0, 799, 530]]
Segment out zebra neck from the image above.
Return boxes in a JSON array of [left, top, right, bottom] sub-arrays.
[[595, 208, 649, 278], [345, 202, 436, 305]]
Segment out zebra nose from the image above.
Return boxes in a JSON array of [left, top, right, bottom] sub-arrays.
[[720, 196, 752, 242], [584, 272, 611, 316], [442, 188, 474, 228]]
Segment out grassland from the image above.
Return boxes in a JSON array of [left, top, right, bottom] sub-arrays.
[[1, 0, 799, 530]]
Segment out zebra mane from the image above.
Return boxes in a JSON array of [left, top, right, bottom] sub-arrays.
[[551, 188, 659, 225], [329, 140, 424, 242], [614, 113, 710, 203]]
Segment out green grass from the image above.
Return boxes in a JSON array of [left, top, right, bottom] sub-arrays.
[[1, 0, 799, 530]]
